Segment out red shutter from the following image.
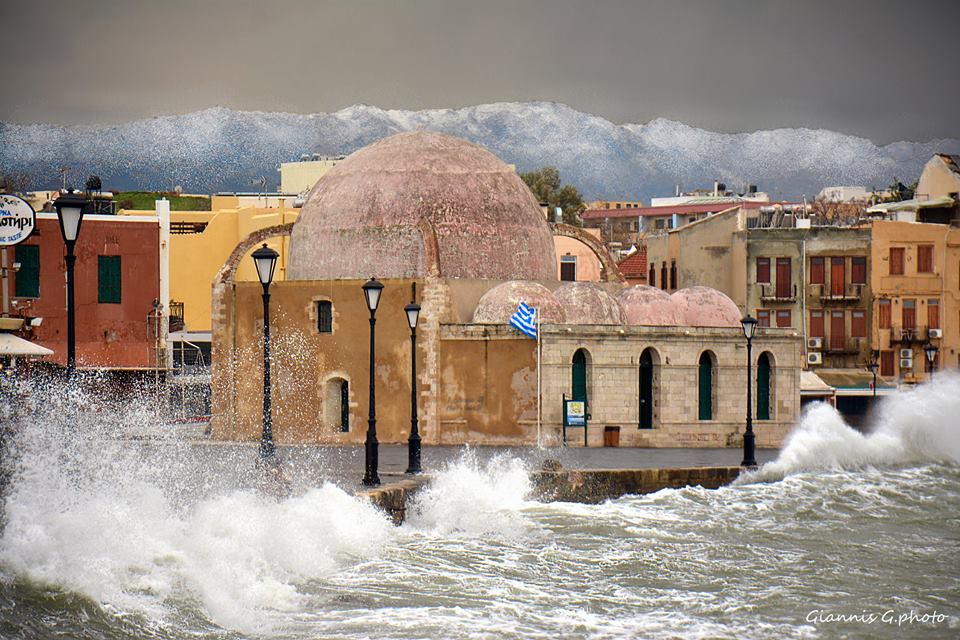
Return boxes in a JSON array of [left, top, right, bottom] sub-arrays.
[[830, 311, 845, 350], [809, 310, 825, 337], [776, 310, 792, 328], [889, 248, 904, 275], [756, 257, 770, 283], [810, 257, 824, 285], [851, 310, 866, 338], [918, 245, 934, 273], [928, 299, 940, 329], [878, 300, 891, 329], [880, 350, 895, 376], [902, 300, 916, 329], [757, 310, 770, 327], [776, 258, 792, 298], [831, 258, 845, 296], [851, 257, 867, 284]]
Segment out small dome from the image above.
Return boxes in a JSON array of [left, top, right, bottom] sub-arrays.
[[617, 286, 682, 326], [473, 281, 565, 324], [671, 286, 742, 327], [554, 282, 625, 324], [289, 130, 557, 281]]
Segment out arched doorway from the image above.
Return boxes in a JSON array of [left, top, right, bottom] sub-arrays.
[[757, 352, 772, 420], [639, 348, 659, 429], [698, 351, 716, 420], [572, 349, 590, 406]]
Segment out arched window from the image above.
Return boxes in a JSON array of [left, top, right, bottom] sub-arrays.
[[757, 352, 773, 420], [660, 262, 668, 290], [639, 348, 660, 429], [698, 351, 716, 420], [649, 263, 656, 288], [572, 349, 590, 406]]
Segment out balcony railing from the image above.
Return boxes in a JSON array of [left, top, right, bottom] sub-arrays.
[[758, 283, 797, 302], [819, 284, 863, 303], [889, 325, 919, 343]]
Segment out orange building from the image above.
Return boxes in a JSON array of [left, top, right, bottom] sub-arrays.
[[870, 220, 960, 382], [7, 213, 162, 372]]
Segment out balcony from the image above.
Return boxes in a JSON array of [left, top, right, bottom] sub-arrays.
[[818, 284, 863, 303], [758, 283, 797, 303], [889, 325, 919, 343], [825, 337, 865, 355]]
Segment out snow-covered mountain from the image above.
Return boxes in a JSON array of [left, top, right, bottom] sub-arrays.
[[2, 102, 957, 201]]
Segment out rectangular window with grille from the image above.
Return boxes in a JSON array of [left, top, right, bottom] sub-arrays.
[[756, 257, 770, 283], [851, 257, 867, 284], [889, 247, 904, 275], [809, 256, 824, 285], [917, 245, 934, 273], [757, 309, 770, 327], [316, 301, 333, 333], [98, 256, 121, 304], [14, 244, 40, 298], [878, 299, 891, 329], [776, 310, 792, 328], [560, 256, 576, 281]]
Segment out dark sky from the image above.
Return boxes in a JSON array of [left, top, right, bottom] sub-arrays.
[[1, 0, 957, 143]]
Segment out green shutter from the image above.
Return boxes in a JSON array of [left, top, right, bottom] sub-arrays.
[[757, 354, 771, 420], [698, 353, 713, 420], [98, 256, 121, 304], [14, 244, 40, 298]]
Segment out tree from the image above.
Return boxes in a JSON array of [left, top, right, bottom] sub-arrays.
[[519, 166, 585, 226], [85, 175, 103, 193]]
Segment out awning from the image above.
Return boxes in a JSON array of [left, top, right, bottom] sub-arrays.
[[0, 333, 54, 357], [815, 370, 897, 397], [801, 370, 835, 397], [866, 195, 955, 213]]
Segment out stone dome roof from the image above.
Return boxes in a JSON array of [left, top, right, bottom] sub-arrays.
[[288, 131, 557, 281], [671, 286, 742, 327], [616, 285, 681, 326], [554, 282, 625, 324], [472, 281, 565, 324]]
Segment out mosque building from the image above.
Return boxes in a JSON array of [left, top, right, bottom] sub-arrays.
[[210, 131, 801, 447]]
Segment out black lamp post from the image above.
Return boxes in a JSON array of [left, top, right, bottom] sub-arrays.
[[740, 314, 758, 467], [923, 342, 938, 380], [404, 301, 421, 474], [362, 277, 384, 487], [252, 243, 279, 459], [866, 361, 878, 398], [53, 191, 86, 380]]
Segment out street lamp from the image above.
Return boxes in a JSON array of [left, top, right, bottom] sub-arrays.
[[866, 357, 879, 399], [362, 277, 384, 486], [923, 342, 938, 380], [740, 314, 758, 468], [404, 301, 421, 474], [252, 243, 279, 459], [53, 190, 87, 380]]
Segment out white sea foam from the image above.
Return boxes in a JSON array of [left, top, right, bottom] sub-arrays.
[[744, 374, 960, 483], [405, 449, 533, 537]]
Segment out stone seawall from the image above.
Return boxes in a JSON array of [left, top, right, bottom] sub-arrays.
[[357, 466, 742, 524]]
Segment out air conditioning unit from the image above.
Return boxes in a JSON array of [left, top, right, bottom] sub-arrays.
[[899, 348, 913, 359], [928, 328, 942, 339], [807, 337, 823, 350], [900, 358, 913, 369], [806, 352, 823, 366]]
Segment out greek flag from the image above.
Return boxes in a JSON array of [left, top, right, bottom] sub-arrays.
[[509, 302, 538, 339]]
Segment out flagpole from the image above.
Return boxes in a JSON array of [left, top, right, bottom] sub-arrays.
[[536, 309, 542, 448]]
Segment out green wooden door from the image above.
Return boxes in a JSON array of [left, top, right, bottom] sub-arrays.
[[572, 350, 587, 403], [698, 353, 713, 420], [757, 353, 771, 420], [639, 350, 654, 429]]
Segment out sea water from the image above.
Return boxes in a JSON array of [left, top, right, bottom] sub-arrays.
[[0, 374, 958, 639]]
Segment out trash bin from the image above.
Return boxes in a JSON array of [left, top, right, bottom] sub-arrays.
[[603, 426, 620, 447]]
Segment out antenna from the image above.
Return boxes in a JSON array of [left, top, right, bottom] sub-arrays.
[[57, 166, 71, 191]]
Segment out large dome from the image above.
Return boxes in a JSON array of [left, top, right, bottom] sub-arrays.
[[617, 285, 681, 326], [671, 286, 742, 327], [473, 281, 565, 324], [288, 131, 558, 281], [554, 282, 625, 324]]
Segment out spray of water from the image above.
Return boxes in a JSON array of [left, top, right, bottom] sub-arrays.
[[744, 374, 960, 483]]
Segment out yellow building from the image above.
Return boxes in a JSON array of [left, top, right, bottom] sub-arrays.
[[870, 220, 960, 381], [279, 156, 343, 194], [586, 200, 644, 210]]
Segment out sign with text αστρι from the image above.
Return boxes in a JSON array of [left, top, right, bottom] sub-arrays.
[[0, 195, 36, 246]]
